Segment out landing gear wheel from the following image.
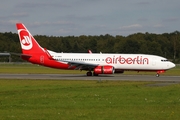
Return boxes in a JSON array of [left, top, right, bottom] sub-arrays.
[[86, 71, 92, 76], [156, 74, 160, 77], [93, 72, 98, 76]]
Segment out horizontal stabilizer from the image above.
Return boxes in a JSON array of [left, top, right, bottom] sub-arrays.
[[11, 53, 32, 60], [10, 53, 31, 57]]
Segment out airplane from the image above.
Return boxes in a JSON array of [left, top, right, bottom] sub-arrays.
[[16, 23, 175, 77]]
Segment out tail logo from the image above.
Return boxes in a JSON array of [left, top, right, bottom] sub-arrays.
[[19, 29, 32, 50]]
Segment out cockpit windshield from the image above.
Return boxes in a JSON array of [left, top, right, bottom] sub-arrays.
[[161, 59, 169, 62]]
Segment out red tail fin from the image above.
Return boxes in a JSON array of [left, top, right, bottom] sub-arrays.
[[16, 23, 68, 68], [16, 23, 44, 55]]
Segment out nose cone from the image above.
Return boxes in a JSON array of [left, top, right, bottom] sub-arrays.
[[169, 62, 176, 69]]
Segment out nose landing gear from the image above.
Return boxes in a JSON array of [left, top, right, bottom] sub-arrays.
[[156, 73, 160, 77], [156, 70, 165, 77]]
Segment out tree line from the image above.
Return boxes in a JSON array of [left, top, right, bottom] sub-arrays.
[[0, 31, 180, 63]]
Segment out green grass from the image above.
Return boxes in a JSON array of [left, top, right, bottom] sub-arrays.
[[0, 63, 180, 119], [0, 63, 179, 76], [0, 80, 180, 120]]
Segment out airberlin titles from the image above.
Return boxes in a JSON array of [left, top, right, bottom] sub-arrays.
[[105, 56, 149, 65]]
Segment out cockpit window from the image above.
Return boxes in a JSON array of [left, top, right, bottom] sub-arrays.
[[161, 59, 169, 62]]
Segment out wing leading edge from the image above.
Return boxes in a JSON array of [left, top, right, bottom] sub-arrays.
[[59, 60, 99, 70]]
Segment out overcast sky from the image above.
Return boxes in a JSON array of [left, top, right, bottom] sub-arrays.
[[0, 0, 179, 36]]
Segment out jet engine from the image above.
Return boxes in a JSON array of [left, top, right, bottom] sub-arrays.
[[94, 66, 115, 74]]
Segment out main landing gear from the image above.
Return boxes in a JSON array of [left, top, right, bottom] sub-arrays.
[[86, 71, 92, 76], [86, 71, 98, 76]]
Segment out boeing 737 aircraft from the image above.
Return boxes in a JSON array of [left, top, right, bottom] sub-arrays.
[[16, 23, 175, 77]]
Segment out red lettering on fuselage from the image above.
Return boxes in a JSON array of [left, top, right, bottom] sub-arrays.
[[105, 56, 149, 65]]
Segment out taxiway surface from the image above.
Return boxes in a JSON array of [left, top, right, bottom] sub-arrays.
[[0, 74, 180, 82]]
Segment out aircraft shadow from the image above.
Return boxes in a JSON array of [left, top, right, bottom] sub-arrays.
[[50, 74, 115, 78]]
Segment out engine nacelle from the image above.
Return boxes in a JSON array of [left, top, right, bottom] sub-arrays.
[[94, 66, 115, 74]]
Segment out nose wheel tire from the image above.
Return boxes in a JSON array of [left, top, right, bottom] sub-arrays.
[[156, 74, 160, 77]]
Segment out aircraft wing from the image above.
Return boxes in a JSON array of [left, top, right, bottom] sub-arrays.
[[59, 60, 99, 70]]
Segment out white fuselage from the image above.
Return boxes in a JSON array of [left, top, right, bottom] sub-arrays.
[[50, 52, 175, 71]]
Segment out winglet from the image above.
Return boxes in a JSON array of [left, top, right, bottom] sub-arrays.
[[88, 50, 92, 54]]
